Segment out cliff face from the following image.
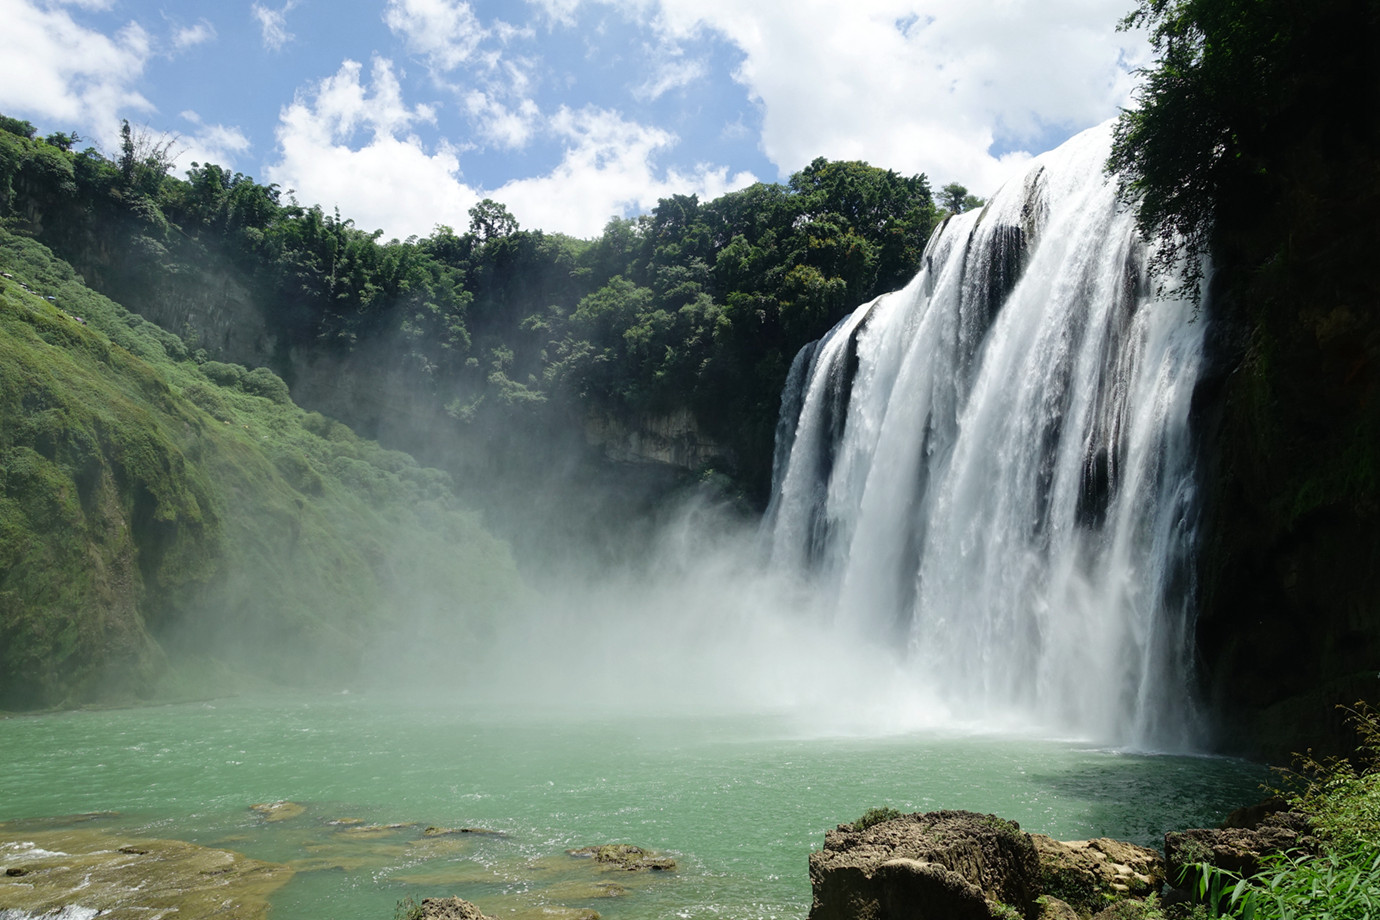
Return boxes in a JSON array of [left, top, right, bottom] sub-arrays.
[[583, 407, 732, 471], [1192, 131, 1380, 761]]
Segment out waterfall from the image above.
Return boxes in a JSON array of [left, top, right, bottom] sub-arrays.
[[764, 123, 1205, 748]]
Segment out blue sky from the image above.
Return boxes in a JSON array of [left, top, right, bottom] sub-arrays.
[[0, 0, 1151, 239]]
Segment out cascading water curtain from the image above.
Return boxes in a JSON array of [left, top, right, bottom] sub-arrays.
[[765, 122, 1206, 749]]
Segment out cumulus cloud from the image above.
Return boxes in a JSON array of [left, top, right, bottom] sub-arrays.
[[0, 0, 152, 147], [618, 0, 1148, 195], [383, 0, 488, 71], [265, 57, 481, 240], [265, 55, 755, 240], [463, 90, 541, 149], [252, 1, 297, 51], [493, 105, 756, 238]]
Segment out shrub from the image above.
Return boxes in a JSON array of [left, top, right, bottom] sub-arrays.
[[241, 366, 290, 404], [200, 360, 246, 388], [853, 807, 904, 831], [1184, 703, 1380, 919]]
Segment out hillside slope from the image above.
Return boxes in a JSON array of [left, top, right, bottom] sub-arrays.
[[0, 229, 522, 709]]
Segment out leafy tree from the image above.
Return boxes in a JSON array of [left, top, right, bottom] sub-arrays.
[[941, 182, 970, 214], [1108, 0, 1380, 293], [468, 198, 519, 242]]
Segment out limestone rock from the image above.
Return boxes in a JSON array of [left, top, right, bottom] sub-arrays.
[[0, 827, 291, 918], [808, 809, 1041, 920], [419, 896, 497, 919], [1036, 896, 1081, 920], [1031, 835, 1164, 914]]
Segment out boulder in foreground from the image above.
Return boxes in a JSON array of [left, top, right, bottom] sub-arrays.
[[808, 809, 1041, 920]]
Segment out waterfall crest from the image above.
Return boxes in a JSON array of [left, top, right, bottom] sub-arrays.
[[764, 123, 1205, 748]]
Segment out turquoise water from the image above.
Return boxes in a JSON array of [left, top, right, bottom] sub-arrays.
[[0, 693, 1267, 919]]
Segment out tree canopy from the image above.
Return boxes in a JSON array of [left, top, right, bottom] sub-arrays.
[[0, 116, 939, 495]]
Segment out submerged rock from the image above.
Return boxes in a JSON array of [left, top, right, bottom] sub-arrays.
[[0, 826, 291, 918], [566, 844, 676, 871], [250, 800, 305, 822], [808, 809, 1041, 920]]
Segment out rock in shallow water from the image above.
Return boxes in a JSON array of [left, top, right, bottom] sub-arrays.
[[417, 896, 498, 919], [0, 826, 292, 919], [566, 844, 676, 871]]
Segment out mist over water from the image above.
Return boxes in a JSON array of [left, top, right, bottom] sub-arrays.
[[423, 122, 1207, 752]]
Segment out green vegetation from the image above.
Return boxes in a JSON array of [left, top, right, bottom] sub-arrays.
[[1184, 706, 1380, 919], [852, 807, 904, 831], [0, 119, 938, 497], [1111, 0, 1380, 759], [0, 227, 522, 709]]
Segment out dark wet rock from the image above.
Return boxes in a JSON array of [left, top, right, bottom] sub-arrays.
[[808, 809, 1040, 920], [1221, 796, 1289, 830], [1164, 810, 1316, 885], [566, 844, 676, 871], [418, 896, 497, 919], [423, 826, 505, 837], [1031, 835, 1164, 915]]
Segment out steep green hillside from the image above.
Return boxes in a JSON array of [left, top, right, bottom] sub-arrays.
[[0, 229, 522, 709]]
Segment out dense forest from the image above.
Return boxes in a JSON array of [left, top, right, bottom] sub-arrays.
[[0, 115, 943, 519]]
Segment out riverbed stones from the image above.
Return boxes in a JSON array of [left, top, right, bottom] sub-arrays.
[[0, 826, 292, 919], [1030, 835, 1164, 915], [808, 809, 1042, 920]]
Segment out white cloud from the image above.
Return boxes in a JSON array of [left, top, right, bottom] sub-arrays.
[[252, 1, 296, 51], [0, 0, 152, 147], [265, 57, 481, 240], [176, 110, 251, 171], [595, 0, 1147, 196], [633, 54, 706, 101], [172, 19, 217, 53], [383, 0, 488, 71], [463, 91, 541, 149], [493, 105, 755, 238], [266, 56, 755, 240], [524, 0, 586, 28]]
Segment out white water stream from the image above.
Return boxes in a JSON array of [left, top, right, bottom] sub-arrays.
[[765, 123, 1205, 749]]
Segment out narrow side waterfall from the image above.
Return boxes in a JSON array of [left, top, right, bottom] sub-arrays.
[[765, 123, 1205, 749]]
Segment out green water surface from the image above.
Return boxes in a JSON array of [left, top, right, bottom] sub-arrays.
[[0, 693, 1268, 919]]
